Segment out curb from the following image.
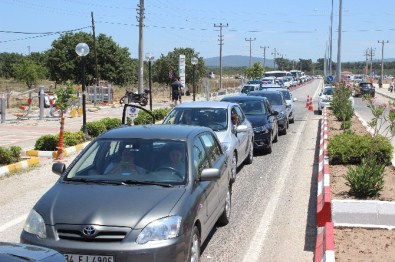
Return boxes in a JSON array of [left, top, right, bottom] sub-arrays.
[[0, 142, 90, 177], [317, 109, 332, 227], [0, 157, 40, 177], [25, 141, 90, 159], [315, 222, 335, 262]]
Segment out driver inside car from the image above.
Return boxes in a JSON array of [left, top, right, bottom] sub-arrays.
[[104, 148, 146, 176]]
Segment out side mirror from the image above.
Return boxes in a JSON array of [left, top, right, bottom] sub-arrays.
[[200, 168, 220, 181], [52, 162, 66, 176], [293, 97, 298, 102], [236, 124, 248, 133], [271, 111, 279, 116]]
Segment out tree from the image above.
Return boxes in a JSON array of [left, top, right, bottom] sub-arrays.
[[13, 58, 47, 89], [245, 62, 264, 79], [54, 81, 78, 160], [46, 32, 137, 86], [152, 48, 205, 85], [0, 52, 24, 79], [298, 59, 313, 72]]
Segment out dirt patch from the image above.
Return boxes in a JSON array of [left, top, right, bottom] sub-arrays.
[[326, 110, 395, 261]]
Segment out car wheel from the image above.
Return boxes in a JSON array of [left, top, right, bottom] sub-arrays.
[[280, 126, 287, 135], [266, 139, 273, 154], [289, 117, 295, 124], [273, 129, 278, 143], [189, 226, 200, 262], [217, 186, 232, 226], [244, 141, 253, 165], [230, 152, 237, 183]]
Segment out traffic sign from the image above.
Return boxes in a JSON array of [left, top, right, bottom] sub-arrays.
[[129, 106, 138, 118], [327, 75, 334, 82]]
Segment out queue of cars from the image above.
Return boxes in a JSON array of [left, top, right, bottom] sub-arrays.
[[19, 88, 296, 261]]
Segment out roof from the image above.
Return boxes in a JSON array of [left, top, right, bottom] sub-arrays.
[[173, 101, 237, 109], [100, 124, 212, 140], [221, 95, 267, 102], [249, 90, 282, 95]]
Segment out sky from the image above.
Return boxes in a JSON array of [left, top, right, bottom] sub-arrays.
[[1, 0, 395, 63]]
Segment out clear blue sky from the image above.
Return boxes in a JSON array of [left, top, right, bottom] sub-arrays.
[[1, 0, 394, 63]]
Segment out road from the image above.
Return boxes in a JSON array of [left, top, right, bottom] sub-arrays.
[[0, 80, 323, 261]]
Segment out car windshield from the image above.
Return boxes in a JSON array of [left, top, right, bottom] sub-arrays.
[[251, 93, 282, 105], [247, 80, 262, 84], [64, 139, 187, 185], [163, 108, 228, 131], [279, 90, 291, 100], [239, 101, 266, 115], [360, 83, 372, 88], [241, 86, 255, 93], [323, 88, 334, 95]]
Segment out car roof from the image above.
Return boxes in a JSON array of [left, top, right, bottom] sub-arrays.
[[100, 124, 213, 140], [172, 101, 237, 109], [249, 90, 282, 95], [221, 95, 268, 102], [260, 84, 282, 88]]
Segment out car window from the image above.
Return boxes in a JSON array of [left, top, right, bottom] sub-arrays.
[[200, 133, 222, 164], [193, 136, 210, 176], [243, 101, 265, 114], [323, 88, 334, 95], [233, 106, 245, 123], [65, 139, 188, 185], [280, 90, 291, 100]]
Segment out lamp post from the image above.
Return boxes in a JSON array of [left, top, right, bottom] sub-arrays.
[[191, 57, 198, 101], [145, 53, 154, 111], [75, 43, 90, 138]]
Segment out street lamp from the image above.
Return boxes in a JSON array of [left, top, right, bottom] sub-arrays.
[[75, 42, 90, 138], [191, 57, 198, 101], [145, 53, 155, 111]]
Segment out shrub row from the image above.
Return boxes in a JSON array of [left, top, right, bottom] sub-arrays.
[[0, 146, 22, 165], [34, 131, 86, 151]]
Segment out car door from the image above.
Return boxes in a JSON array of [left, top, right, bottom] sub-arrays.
[[232, 105, 250, 162], [200, 133, 229, 224], [263, 100, 277, 138], [192, 134, 217, 233]]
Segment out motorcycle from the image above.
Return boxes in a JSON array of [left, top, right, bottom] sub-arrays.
[[120, 89, 150, 106]]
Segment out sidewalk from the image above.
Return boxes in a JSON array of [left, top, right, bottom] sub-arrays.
[[374, 83, 395, 100]]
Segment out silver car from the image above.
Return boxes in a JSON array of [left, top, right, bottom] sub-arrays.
[[21, 125, 232, 262], [162, 101, 254, 182]]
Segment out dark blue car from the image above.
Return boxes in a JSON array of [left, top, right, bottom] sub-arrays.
[[221, 96, 278, 153], [248, 90, 289, 135]]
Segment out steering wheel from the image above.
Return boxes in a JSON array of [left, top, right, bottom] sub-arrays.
[[155, 166, 183, 180]]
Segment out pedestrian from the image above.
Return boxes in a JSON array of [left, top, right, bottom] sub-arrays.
[[171, 77, 183, 106], [378, 78, 383, 89], [390, 80, 395, 93]]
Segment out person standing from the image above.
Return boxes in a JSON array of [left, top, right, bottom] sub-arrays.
[[171, 77, 183, 106]]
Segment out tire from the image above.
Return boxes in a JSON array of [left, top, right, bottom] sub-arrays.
[[289, 117, 295, 124], [280, 126, 287, 135], [139, 97, 148, 106], [265, 137, 273, 154], [273, 127, 278, 143], [188, 226, 200, 262], [244, 141, 254, 165], [217, 186, 232, 226], [230, 152, 237, 183]]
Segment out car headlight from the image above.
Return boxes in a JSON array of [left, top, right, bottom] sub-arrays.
[[253, 125, 269, 133], [220, 142, 231, 152], [136, 216, 182, 244], [23, 209, 47, 238]]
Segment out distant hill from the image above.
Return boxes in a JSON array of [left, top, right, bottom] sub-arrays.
[[204, 55, 273, 68]]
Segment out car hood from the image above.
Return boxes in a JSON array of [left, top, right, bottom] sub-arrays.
[[35, 183, 186, 229], [245, 115, 268, 127]]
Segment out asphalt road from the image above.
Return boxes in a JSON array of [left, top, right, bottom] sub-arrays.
[[0, 80, 323, 261]]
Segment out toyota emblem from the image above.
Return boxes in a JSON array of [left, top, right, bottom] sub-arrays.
[[82, 225, 96, 236]]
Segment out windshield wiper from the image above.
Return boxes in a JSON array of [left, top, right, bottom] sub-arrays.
[[122, 180, 173, 187], [66, 178, 124, 185]]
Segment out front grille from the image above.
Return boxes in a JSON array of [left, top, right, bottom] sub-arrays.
[[56, 225, 130, 242]]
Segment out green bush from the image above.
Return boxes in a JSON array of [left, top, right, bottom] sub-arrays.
[[131, 107, 171, 125], [345, 156, 385, 198], [34, 134, 58, 151], [100, 117, 122, 130], [331, 84, 353, 126], [328, 132, 393, 165], [0, 146, 22, 165], [85, 121, 107, 138], [61, 131, 86, 147]]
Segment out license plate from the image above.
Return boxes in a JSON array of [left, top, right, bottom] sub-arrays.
[[64, 254, 114, 262]]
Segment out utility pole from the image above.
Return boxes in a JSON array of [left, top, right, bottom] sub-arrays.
[[369, 47, 375, 77], [91, 12, 99, 83], [378, 40, 389, 81], [137, 0, 145, 94], [245, 37, 256, 67], [214, 23, 228, 89], [364, 48, 369, 76], [271, 48, 279, 70], [336, 0, 342, 82], [329, 0, 334, 76], [260, 46, 269, 68]]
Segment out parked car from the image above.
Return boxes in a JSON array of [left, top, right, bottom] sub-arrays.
[[355, 82, 375, 97], [248, 90, 289, 135], [317, 85, 334, 114], [265, 88, 297, 123], [0, 242, 65, 261], [240, 84, 260, 95], [21, 125, 232, 262], [221, 96, 279, 153], [162, 101, 254, 182], [259, 84, 282, 90]]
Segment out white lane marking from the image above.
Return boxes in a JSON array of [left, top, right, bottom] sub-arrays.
[[242, 112, 309, 262], [0, 214, 27, 232]]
